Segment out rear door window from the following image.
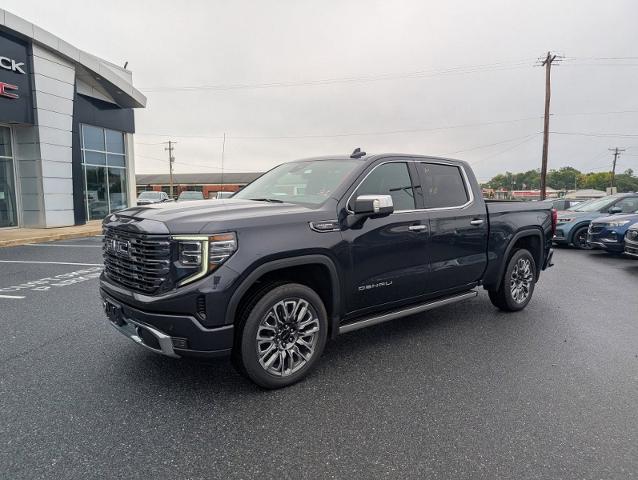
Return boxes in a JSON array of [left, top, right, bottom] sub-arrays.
[[419, 163, 470, 208]]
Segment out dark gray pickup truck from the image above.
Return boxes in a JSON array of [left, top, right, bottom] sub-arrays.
[[101, 151, 555, 388]]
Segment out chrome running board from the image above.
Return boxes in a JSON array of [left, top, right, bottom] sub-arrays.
[[338, 290, 478, 334]]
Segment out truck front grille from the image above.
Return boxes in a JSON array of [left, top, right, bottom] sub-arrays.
[[103, 227, 171, 294]]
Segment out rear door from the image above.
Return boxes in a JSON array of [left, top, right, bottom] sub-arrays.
[[415, 161, 488, 293]]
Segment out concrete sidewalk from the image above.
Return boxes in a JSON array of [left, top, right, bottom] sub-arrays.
[[0, 221, 103, 248]]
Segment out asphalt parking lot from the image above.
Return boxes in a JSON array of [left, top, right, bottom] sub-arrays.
[[1, 237, 637, 479]]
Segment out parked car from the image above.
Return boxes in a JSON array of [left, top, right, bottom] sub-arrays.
[[177, 191, 205, 201], [624, 224, 638, 258], [552, 198, 583, 211], [215, 191, 235, 199], [587, 212, 638, 253], [553, 193, 638, 249], [137, 191, 171, 205], [100, 151, 555, 388]]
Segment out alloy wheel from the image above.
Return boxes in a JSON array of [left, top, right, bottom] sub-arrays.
[[256, 298, 321, 376], [510, 258, 533, 303]]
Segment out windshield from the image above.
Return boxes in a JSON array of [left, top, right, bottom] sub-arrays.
[[233, 159, 361, 206], [571, 196, 617, 212], [138, 191, 160, 200]]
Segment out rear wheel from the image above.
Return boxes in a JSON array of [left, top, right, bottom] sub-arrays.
[[488, 249, 536, 312], [233, 283, 328, 389], [571, 226, 591, 250]]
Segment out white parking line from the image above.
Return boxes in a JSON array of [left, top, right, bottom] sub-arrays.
[[0, 260, 102, 266], [25, 244, 102, 248], [0, 294, 25, 299]]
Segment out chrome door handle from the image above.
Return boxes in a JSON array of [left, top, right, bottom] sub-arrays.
[[470, 219, 484, 226], [408, 225, 428, 232]]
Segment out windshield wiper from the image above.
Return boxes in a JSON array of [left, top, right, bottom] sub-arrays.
[[249, 198, 285, 203]]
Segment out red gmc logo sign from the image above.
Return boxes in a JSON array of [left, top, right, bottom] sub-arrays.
[[0, 81, 18, 99]]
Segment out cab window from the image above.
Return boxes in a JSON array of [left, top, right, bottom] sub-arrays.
[[350, 162, 416, 211]]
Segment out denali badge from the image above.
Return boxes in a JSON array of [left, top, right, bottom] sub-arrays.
[[358, 281, 393, 292]]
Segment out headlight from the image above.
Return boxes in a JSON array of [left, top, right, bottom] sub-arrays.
[[608, 220, 631, 227], [173, 233, 237, 286], [558, 218, 574, 223]]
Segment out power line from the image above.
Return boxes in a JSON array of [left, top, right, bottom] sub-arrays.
[[550, 131, 638, 138], [136, 115, 543, 141], [138, 59, 535, 92], [469, 133, 540, 165]]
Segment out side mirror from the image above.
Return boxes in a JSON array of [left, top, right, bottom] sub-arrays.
[[608, 206, 623, 214], [353, 194, 394, 217]]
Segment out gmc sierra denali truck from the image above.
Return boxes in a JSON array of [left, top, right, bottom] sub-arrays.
[[101, 151, 555, 388]]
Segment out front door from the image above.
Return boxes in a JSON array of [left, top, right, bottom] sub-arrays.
[[341, 161, 430, 315], [415, 161, 488, 293]]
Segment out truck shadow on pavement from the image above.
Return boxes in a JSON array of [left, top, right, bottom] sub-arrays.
[[109, 295, 520, 396]]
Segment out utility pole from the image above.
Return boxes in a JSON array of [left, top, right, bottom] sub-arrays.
[[220, 133, 226, 194], [609, 147, 625, 189], [539, 51, 561, 200], [164, 141, 176, 198]]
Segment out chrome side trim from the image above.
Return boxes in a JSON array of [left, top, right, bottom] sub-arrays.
[[338, 290, 478, 334]]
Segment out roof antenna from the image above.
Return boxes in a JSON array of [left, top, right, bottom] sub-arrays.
[[123, 61, 129, 69], [350, 147, 366, 159]]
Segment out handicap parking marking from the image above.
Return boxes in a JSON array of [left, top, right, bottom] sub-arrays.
[[24, 244, 102, 248], [0, 266, 103, 294], [0, 260, 102, 266]]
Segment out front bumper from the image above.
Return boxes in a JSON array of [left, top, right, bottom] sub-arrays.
[[586, 232, 624, 252], [625, 240, 638, 258], [101, 289, 234, 358]]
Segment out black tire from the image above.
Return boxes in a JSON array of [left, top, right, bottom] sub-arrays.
[[232, 283, 328, 389], [571, 226, 591, 250], [488, 249, 536, 312]]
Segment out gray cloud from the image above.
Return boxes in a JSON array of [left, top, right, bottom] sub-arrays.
[[5, 0, 638, 180]]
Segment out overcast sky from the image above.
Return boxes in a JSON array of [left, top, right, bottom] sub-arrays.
[[4, 0, 638, 180]]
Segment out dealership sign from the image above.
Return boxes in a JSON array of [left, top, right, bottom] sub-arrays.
[[0, 31, 33, 123], [0, 56, 26, 74]]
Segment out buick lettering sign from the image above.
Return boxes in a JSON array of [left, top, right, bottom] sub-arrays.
[[0, 31, 33, 123], [0, 56, 26, 74]]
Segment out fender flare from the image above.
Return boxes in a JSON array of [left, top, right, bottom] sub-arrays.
[[224, 254, 342, 335], [492, 228, 545, 291]]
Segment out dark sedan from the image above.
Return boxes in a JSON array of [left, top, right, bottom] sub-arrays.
[[587, 212, 638, 253]]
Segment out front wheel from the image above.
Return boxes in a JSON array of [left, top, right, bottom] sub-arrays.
[[571, 226, 591, 250], [488, 249, 536, 312], [233, 283, 328, 389]]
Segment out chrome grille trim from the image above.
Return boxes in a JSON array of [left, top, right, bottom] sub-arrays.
[[103, 227, 171, 294]]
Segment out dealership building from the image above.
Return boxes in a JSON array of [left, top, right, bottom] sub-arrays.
[[0, 9, 146, 229]]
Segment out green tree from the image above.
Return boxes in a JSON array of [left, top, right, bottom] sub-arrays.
[[547, 166, 582, 190]]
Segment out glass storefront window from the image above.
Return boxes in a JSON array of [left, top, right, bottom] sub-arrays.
[[81, 125, 128, 220], [0, 126, 18, 228]]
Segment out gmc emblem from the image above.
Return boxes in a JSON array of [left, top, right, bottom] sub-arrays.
[[0, 82, 18, 99], [109, 239, 131, 258]]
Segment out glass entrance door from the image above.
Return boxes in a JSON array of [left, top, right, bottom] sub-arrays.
[[0, 127, 18, 228]]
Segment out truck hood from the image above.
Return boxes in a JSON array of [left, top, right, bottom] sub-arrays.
[[108, 198, 324, 234]]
